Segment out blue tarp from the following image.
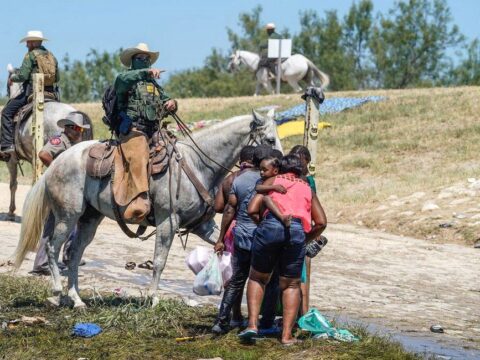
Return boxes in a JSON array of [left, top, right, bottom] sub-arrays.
[[275, 96, 385, 125]]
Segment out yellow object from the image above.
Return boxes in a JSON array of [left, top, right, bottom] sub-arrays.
[[276, 119, 331, 139]]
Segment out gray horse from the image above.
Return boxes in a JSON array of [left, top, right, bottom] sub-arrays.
[[14, 109, 281, 308], [3, 64, 93, 219]]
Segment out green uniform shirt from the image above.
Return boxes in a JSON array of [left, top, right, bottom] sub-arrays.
[[114, 69, 170, 116], [41, 133, 72, 161], [10, 46, 59, 85]]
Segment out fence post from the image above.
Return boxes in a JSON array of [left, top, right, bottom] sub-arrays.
[[303, 91, 320, 312], [32, 73, 44, 184]]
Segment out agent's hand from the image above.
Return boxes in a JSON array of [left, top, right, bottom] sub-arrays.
[[7, 78, 13, 87], [148, 68, 162, 79], [214, 240, 225, 255], [165, 99, 177, 112]]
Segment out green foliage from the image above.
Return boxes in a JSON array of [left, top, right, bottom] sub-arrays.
[[46, 1, 476, 99], [294, 10, 355, 91], [449, 38, 480, 85], [370, 0, 464, 88]]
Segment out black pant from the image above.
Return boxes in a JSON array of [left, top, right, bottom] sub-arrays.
[[1, 89, 28, 148], [216, 245, 279, 327]]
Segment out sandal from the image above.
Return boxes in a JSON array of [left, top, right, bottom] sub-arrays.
[[125, 261, 136, 270], [138, 260, 153, 270]]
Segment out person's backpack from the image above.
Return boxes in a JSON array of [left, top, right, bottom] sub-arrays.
[[33, 50, 57, 86], [102, 85, 119, 131]]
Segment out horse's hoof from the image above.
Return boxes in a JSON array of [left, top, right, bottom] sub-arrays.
[[7, 213, 15, 222], [151, 296, 160, 307], [45, 296, 61, 307], [73, 302, 87, 309]]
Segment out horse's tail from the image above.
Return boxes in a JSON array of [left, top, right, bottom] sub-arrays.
[[307, 59, 330, 90], [14, 176, 49, 269]]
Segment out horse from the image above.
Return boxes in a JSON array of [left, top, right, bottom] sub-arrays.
[[228, 50, 330, 96], [2, 64, 94, 220], [14, 109, 282, 308]]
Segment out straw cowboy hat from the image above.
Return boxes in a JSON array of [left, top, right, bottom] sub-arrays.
[[20, 30, 48, 43], [120, 42, 159, 67], [265, 23, 276, 30], [57, 112, 90, 129]]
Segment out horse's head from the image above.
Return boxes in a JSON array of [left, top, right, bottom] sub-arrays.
[[227, 51, 241, 72], [6, 64, 22, 99], [250, 109, 283, 153]]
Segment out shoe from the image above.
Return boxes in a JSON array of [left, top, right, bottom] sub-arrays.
[[0, 145, 14, 161], [229, 318, 247, 329], [238, 328, 258, 341], [211, 322, 229, 335], [258, 325, 281, 336], [29, 267, 50, 276]]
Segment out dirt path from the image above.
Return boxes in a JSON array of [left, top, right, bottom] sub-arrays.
[[1, 183, 479, 350]]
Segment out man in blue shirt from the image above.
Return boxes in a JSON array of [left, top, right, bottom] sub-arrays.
[[212, 146, 274, 334]]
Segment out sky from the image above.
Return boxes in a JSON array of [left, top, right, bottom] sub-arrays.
[[1, 0, 479, 94]]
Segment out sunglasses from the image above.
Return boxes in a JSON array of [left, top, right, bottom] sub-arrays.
[[65, 124, 85, 133]]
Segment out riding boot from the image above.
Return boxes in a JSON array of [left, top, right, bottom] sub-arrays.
[[124, 192, 150, 223]]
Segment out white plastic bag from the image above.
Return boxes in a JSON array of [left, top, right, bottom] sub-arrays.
[[193, 254, 223, 296], [186, 246, 232, 285]]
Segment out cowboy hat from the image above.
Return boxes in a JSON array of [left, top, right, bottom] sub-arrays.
[[120, 42, 159, 67], [57, 112, 90, 129], [265, 23, 276, 30], [20, 30, 48, 43]]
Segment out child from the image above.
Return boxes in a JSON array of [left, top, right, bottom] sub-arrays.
[[253, 156, 293, 227]]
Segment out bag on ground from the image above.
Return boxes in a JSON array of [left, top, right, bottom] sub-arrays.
[[193, 254, 223, 296]]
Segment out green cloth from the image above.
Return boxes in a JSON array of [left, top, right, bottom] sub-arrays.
[[306, 175, 317, 193], [10, 46, 59, 84], [114, 69, 170, 119]]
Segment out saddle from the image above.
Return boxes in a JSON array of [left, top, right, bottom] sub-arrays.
[[86, 130, 171, 180]]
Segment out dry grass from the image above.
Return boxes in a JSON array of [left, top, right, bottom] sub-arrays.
[[3, 87, 480, 243]]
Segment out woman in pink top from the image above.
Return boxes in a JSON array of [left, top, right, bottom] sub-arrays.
[[240, 154, 327, 345]]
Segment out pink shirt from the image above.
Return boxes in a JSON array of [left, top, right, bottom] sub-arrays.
[[269, 173, 312, 232]]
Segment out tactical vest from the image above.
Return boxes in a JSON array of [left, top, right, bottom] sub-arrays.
[[32, 49, 57, 86], [126, 80, 164, 126]]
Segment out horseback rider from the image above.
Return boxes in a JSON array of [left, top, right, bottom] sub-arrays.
[[258, 23, 282, 77], [0, 30, 59, 160], [32, 112, 90, 275], [113, 42, 177, 223]]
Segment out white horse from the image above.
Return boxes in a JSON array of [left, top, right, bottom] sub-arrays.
[[14, 110, 281, 308], [2, 64, 93, 220], [228, 50, 330, 96]]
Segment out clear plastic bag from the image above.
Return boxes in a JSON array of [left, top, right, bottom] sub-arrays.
[[186, 246, 232, 285], [193, 254, 223, 296]]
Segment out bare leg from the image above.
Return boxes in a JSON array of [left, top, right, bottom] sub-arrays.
[[6, 154, 18, 220], [150, 216, 176, 306], [67, 206, 104, 308], [279, 276, 302, 344], [245, 268, 271, 332]]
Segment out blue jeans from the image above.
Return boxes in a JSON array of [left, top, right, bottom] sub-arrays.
[[251, 214, 306, 278]]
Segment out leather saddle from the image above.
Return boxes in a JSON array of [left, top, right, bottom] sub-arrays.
[[86, 129, 172, 180]]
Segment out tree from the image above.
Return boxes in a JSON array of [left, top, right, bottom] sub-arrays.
[[59, 54, 91, 103], [294, 10, 355, 90], [343, 0, 374, 88], [85, 49, 124, 100], [450, 39, 480, 85], [370, 0, 464, 88]]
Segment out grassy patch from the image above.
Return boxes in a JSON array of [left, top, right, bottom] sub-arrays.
[[0, 275, 418, 359]]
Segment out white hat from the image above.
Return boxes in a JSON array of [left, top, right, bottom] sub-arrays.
[[265, 23, 276, 30], [20, 30, 48, 43], [120, 42, 159, 67], [57, 112, 90, 129]]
